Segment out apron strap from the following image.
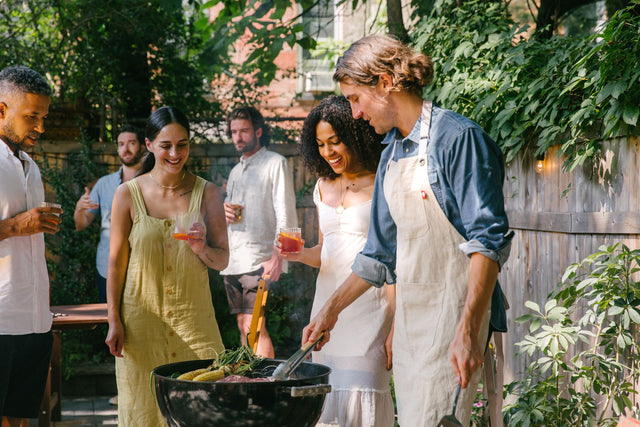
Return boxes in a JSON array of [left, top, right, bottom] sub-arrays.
[[418, 100, 433, 161]]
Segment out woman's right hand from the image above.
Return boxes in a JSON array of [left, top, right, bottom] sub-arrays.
[[273, 240, 306, 263], [105, 320, 125, 358]]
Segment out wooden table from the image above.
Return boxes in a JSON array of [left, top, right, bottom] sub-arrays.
[[39, 303, 108, 427]]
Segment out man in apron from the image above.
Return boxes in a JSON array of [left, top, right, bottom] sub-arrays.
[[303, 35, 512, 426]]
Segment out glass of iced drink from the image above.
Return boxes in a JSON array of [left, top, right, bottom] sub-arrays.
[[174, 212, 205, 241], [277, 227, 303, 253], [41, 202, 62, 223]]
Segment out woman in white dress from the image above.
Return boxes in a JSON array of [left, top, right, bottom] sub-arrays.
[[277, 95, 395, 427]]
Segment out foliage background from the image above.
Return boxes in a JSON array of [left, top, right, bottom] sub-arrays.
[[417, 0, 640, 171], [3, 0, 639, 382]]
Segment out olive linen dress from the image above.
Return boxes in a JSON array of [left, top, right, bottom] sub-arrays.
[[115, 177, 224, 426]]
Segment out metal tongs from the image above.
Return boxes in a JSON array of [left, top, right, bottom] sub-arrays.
[[271, 332, 325, 380]]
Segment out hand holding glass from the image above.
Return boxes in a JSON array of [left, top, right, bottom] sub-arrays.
[[41, 202, 62, 223], [277, 227, 303, 253], [231, 204, 243, 224], [174, 212, 205, 241]]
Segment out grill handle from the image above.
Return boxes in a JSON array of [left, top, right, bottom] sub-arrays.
[[284, 384, 332, 397]]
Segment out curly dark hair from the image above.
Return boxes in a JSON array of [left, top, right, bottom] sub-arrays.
[[299, 95, 384, 179]]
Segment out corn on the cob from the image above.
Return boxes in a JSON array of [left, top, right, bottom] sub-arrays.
[[193, 368, 226, 382], [177, 368, 209, 381]]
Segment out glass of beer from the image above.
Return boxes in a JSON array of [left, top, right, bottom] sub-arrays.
[[231, 203, 243, 224], [174, 212, 205, 241], [277, 227, 303, 253]]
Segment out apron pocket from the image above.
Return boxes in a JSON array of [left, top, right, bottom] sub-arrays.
[[396, 281, 445, 360]]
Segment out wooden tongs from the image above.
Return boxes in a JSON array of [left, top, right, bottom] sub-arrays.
[[247, 275, 270, 352]]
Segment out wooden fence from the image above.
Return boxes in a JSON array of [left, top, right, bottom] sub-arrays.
[[499, 135, 640, 384]]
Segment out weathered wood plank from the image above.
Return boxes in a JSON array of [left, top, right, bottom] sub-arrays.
[[507, 210, 640, 234]]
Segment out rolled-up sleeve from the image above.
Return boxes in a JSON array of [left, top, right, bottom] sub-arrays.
[[439, 127, 513, 268], [351, 143, 398, 288]]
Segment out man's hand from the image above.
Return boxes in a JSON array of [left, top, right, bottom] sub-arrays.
[[261, 251, 283, 282], [449, 325, 484, 388], [223, 202, 239, 225], [301, 303, 338, 351], [75, 187, 98, 212], [74, 187, 98, 231], [4, 206, 62, 238], [449, 252, 499, 388]]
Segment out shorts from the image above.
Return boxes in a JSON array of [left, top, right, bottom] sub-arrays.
[[223, 267, 264, 315], [0, 331, 53, 419]]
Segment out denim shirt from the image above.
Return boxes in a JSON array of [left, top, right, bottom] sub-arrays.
[[352, 104, 513, 332]]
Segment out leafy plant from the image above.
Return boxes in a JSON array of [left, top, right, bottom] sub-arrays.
[[38, 133, 114, 377], [415, 0, 640, 171], [504, 243, 640, 426]]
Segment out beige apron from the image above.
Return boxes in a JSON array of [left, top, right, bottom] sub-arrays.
[[384, 101, 490, 426]]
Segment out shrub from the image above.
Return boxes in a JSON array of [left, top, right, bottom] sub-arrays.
[[504, 243, 640, 425]]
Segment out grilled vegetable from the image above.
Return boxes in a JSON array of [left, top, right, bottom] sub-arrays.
[[193, 368, 226, 382], [177, 368, 209, 381], [175, 346, 263, 382]]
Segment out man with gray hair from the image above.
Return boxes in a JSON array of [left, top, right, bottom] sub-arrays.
[[0, 65, 61, 426]]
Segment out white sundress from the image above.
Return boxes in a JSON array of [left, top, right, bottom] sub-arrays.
[[311, 180, 395, 427]]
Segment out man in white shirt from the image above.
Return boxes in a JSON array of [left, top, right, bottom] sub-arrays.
[[0, 66, 62, 426], [221, 106, 297, 358]]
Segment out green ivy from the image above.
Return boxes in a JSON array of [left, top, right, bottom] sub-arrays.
[[504, 243, 640, 425], [37, 133, 114, 377], [415, 0, 640, 171]]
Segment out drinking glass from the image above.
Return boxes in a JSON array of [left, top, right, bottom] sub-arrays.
[[277, 227, 303, 253], [41, 202, 62, 223], [174, 212, 205, 241], [41, 201, 62, 214], [231, 203, 243, 224]]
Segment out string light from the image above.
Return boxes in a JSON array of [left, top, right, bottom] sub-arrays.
[[535, 152, 546, 174]]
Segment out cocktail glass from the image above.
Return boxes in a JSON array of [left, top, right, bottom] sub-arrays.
[[174, 212, 205, 241], [277, 227, 303, 253]]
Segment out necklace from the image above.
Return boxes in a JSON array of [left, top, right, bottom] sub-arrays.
[[336, 175, 356, 214], [150, 171, 185, 190]]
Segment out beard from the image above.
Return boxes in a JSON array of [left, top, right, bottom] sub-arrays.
[[0, 121, 32, 153], [236, 136, 259, 154], [119, 150, 144, 167]]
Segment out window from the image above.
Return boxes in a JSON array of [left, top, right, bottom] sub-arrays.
[[298, 0, 337, 94]]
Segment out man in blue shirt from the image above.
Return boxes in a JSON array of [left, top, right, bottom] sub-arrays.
[[303, 36, 512, 425], [73, 125, 145, 302]]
